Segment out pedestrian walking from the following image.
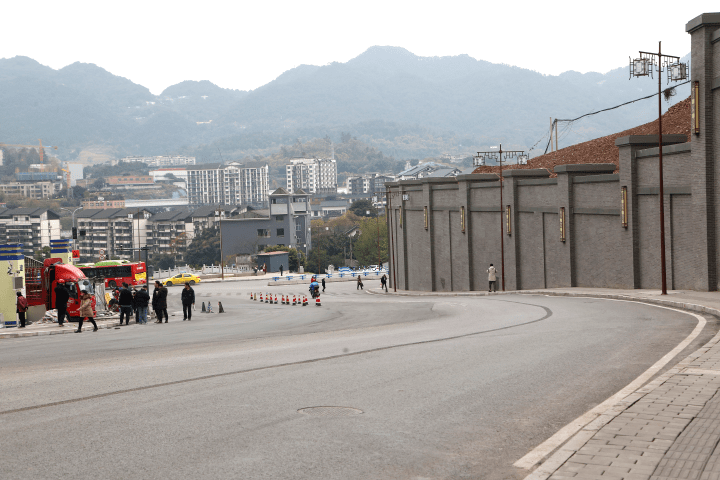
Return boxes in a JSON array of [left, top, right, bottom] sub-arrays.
[[118, 283, 134, 325], [279, 264, 284, 276], [152, 281, 168, 323], [380, 274, 388, 292], [263, 263, 266, 274], [321, 277, 326, 292], [181, 282, 195, 321], [76, 290, 98, 333], [356, 275, 364, 290], [488, 264, 497, 292], [55, 279, 70, 327], [16, 291, 28, 328], [134, 285, 150, 324]]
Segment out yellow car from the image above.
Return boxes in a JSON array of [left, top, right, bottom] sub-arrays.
[[162, 273, 201, 287]]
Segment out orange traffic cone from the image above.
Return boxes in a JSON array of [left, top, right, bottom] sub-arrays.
[[259, 293, 263, 302], [292, 295, 296, 305], [274, 295, 278, 304], [303, 295, 308, 306], [266, 293, 269, 303], [281, 294, 285, 304], [315, 295, 321, 307]]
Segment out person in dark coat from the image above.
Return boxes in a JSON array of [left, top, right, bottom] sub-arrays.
[[153, 280, 168, 323], [380, 274, 388, 292], [321, 277, 326, 292], [16, 291, 28, 328], [280, 264, 284, 276], [118, 282, 134, 326], [134, 286, 150, 324], [54, 279, 71, 327], [131, 288, 139, 322], [181, 282, 195, 321]]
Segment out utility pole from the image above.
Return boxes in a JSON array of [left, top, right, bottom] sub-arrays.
[[474, 145, 528, 291], [629, 42, 687, 295], [550, 118, 554, 152]]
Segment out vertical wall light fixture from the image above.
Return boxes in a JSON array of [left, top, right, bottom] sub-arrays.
[[560, 207, 566, 242], [460, 206, 466, 233], [424, 206, 429, 230], [692, 81, 700, 135], [621, 186, 628, 228], [506, 205, 511, 235], [399, 206, 402, 228]]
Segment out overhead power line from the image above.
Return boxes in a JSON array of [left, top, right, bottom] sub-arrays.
[[541, 80, 690, 155]]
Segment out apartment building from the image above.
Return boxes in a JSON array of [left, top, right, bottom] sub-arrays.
[[347, 173, 396, 195], [145, 209, 194, 261], [186, 162, 269, 206], [0, 208, 61, 256], [285, 158, 337, 195], [80, 198, 126, 209], [221, 188, 312, 258], [0, 181, 63, 199], [115, 156, 196, 167], [106, 176, 154, 186], [76, 208, 151, 262]]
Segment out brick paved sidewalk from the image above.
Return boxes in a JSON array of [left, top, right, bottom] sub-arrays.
[[369, 287, 720, 480]]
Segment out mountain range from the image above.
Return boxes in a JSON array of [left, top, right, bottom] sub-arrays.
[[0, 47, 690, 166]]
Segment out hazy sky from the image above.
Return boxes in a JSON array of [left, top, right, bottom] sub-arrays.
[[1, 1, 716, 95]]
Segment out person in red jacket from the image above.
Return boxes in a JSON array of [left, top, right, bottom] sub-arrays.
[[16, 291, 28, 328]]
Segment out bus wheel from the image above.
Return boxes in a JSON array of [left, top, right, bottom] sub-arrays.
[[189, 280, 195, 285], [166, 281, 172, 287], [109, 280, 117, 288]]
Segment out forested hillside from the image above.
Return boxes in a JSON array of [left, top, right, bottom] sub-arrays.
[[0, 48, 690, 165]]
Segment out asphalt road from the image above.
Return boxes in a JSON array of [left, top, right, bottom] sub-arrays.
[[1, 280, 716, 480]]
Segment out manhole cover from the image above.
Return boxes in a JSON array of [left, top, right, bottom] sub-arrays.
[[297, 406, 363, 417]]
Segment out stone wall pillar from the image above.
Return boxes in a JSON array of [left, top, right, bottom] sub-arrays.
[[686, 13, 720, 290], [501, 169, 553, 290]]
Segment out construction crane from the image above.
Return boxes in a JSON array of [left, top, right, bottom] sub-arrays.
[[0, 139, 58, 163]]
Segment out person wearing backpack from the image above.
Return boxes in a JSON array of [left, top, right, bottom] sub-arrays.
[[16, 291, 28, 328]]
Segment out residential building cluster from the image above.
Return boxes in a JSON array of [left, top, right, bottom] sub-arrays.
[[114, 156, 197, 167]]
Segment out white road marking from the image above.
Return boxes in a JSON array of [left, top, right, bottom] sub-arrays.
[[515, 299, 707, 472]]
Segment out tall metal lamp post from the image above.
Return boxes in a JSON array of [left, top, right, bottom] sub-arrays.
[[629, 42, 688, 295], [214, 208, 224, 280], [473, 145, 528, 291], [59, 206, 83, 252]]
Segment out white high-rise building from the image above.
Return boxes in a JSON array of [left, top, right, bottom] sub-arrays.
[[186, 162, 269, 206], [285, 158, 337, 195]]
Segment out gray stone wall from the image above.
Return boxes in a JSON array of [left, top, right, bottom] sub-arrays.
[[385, 13, 720, 293]]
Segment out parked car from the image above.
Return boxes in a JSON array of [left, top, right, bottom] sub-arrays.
[[162, 273, 201, 286]]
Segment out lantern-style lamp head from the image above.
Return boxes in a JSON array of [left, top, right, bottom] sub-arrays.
[[473, 154, 485, 167], [631, 57, 651, 77], [669, 62, 687, 82], [517, 155, 529, 165]]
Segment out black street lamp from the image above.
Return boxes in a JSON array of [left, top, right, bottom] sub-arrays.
[[629, 42, 688, 295], [474, 144, 526, 291]]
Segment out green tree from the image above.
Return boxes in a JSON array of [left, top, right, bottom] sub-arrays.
[[185, 227, 220, 268], [308, 231, 351, 273], [151, 253, 177, 270], [349, 199, 377, 217], [262, 245, 306, 272], [33, 246, 51, 261], [354, 216, 388, 266]]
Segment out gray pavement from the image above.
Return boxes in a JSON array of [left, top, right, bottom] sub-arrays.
[[0, 281, 715, 479]]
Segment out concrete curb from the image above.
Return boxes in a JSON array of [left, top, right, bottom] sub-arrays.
[[270, 276, 382, 286], [0, 319, 123, 339]]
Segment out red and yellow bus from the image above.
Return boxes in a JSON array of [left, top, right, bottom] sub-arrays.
[[78, 261, 147, 289]]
